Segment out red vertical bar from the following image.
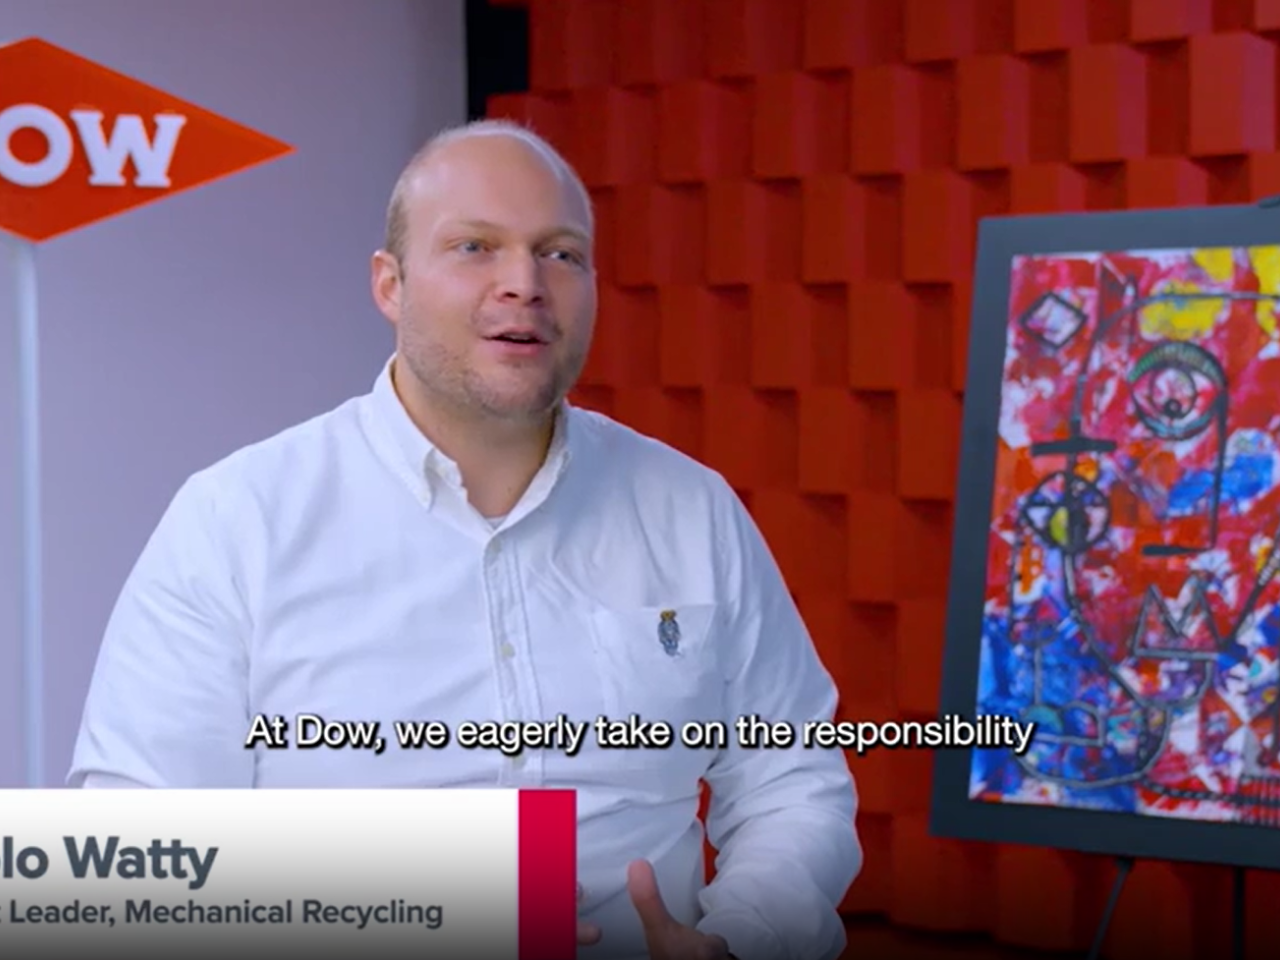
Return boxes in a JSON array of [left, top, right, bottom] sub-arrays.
[[518, 789, 576, 960]]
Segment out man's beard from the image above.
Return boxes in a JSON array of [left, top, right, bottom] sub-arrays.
[[398, 324, 583, 423]]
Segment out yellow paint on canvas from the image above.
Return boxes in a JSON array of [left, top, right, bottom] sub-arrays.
[[1193, 247, 1234, 283], [1047, 506, 1070, 547], [1139, 279, 1220, 339], [1249, 245, 1280, 337], [1255, 536, 1277, 575]]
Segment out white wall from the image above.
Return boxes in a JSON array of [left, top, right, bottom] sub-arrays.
[[0, 0, 467, 786]]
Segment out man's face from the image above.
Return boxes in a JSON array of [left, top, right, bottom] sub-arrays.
[[378, 134, 596, 423]]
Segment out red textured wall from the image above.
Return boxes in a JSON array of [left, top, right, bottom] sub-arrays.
[[486, 0, 1280, 956]]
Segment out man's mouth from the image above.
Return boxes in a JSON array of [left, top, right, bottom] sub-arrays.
[[488, 330, 546, 344]]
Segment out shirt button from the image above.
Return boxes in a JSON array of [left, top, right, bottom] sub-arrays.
[[512, 754, 527, 769], [490, 539, 502, 556], [500, 642, 516, 660]]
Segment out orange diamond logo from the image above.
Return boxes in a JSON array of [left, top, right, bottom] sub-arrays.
[[0, 37, 293, 243]]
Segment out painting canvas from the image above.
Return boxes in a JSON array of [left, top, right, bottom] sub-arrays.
[[975, 246, 1280, 822], [932, 205, 1280, 869]]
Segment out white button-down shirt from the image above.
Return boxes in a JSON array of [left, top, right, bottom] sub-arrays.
[[69, 359, 861, 960]]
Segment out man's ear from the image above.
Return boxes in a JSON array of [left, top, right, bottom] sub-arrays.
[[370, 250, 403, 325]]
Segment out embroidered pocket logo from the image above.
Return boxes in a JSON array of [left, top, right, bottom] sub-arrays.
[[658, 609, 681, 657]]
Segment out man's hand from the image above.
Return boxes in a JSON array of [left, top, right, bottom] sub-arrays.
[[578, 883, 602, 946], [627, 859, 733, 960]]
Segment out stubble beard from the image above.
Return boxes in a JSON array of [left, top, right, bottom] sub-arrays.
[[399, 323, 586, 425]]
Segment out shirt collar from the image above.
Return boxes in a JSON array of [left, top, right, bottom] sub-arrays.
[[368, 354, 576, 503]]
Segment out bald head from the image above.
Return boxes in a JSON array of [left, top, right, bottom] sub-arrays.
[[383, 120, 593, 267], [369, 116, 597, 431]]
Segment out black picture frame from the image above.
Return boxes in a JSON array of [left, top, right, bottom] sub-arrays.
[[930, 200, 1280, 870]]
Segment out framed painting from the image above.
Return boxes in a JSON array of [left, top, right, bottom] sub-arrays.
[[931, 202, 1280, 869]]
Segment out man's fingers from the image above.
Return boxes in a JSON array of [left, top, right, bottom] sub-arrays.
[[577, 883, 602, 944], [577, 919, 602, 945], [626, 859, 674, 933], [699, 934, 730, 959]]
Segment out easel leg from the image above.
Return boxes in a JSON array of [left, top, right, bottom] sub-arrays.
[[1087, 856, 1134, 960], [1233, 866, 1246, 960]]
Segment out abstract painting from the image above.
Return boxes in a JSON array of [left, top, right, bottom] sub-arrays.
[[971, 245, 1280, 825]]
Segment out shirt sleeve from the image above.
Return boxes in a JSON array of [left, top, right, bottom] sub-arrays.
[[67, 472, 256, 788], [694, 482, 862, 960]]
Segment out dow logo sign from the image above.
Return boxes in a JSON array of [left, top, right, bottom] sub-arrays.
[[0, 37, 292, 242]]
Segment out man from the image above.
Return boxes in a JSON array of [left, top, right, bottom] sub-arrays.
[[68, 119, 861, 960]]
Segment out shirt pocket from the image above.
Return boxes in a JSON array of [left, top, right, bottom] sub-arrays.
[[587, 603, 723, 725]]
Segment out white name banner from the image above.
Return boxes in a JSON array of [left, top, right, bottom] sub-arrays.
[[0, 788, 576, 958]]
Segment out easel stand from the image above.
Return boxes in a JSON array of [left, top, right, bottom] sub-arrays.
[[1086, 857, 1245, 960]]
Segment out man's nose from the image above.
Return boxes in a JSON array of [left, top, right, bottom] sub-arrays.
[[495, 249, 546, 303]]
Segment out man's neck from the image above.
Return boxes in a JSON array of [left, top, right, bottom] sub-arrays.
[[392, 360, 556, 518]]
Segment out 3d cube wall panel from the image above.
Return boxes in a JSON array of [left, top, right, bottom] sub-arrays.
[[849, 64, 925, 175], [949, 277, 973, 392], [841, 812, 890, 913], [1260, 0, 1280, 30], [845, 490, 899, 604], [610, 386, 703, 461], [700, 386, 799, 488], [902, 170, 976, 282], [704, 179, 803, 283], [526, 0, 614, 91], [569, 86, 657, 187], [795, 591, 858, 677], [1187, 31, 1276, 156], [797, 386, 863, 493], [612, 183, 706, 287], [578, 283, 660, 386], [912, 284, 959, 389], [656, 284, 751, 387], [1009, 162, 1090, 212], [586, 187, 617, 282], [1101, 861, 1201, 960], [1130, 0, 1215, 41], [748, 282, 849, 388], [801, 175, 869, 283], [1013, 0, 1090, 52], [842, 600, 896, 696], [484, 90, 570, 147], [1248, 149, 1280, 195], [1124, 156, 1212, 207], [990, 847, 1101, 951], [703, 0, 803, 79], [494, 0, 1280, 955], [1068, 44, 1149, 162], [888, 814, 993, 930], [903, 0, 1015, 63], [896, 388, 961, 501], [956, 55, 1031, 170], [893, 598, 946, 716], [656, 81, 751, 183], [847, 280, 915, 390], [612, 0, 706, 86], [802, 0, 904, 70], [751, 71, 848, 178], [1026, 56, 1071, 163], [854, 63, 957, 174]]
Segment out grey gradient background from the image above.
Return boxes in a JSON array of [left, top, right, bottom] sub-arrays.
[[0, 0, 468, 787], [0, 788, 515, 957]]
